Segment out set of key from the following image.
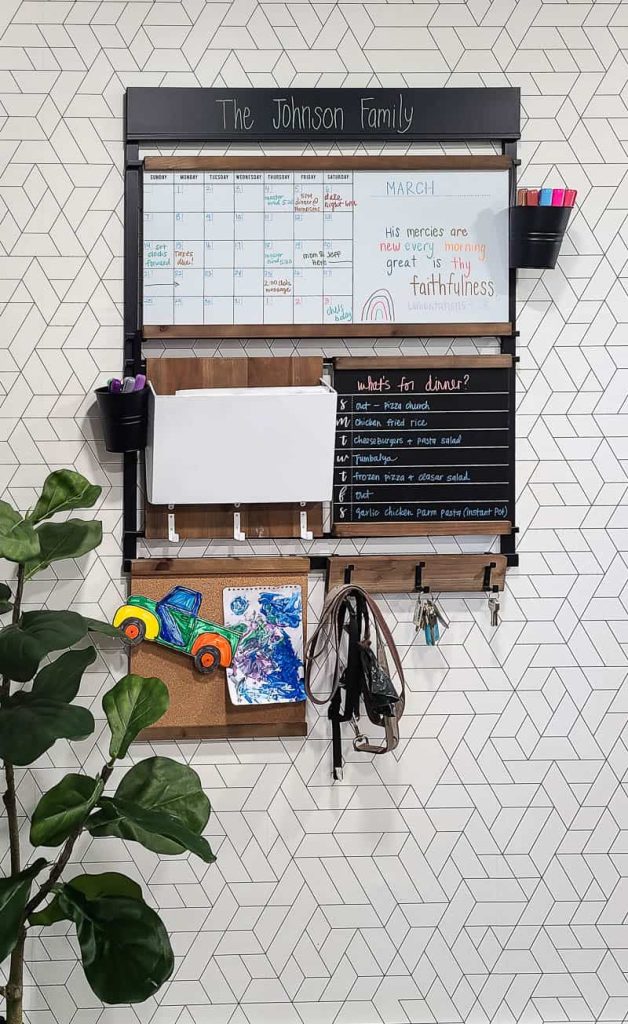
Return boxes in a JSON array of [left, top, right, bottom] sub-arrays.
[[488, 594, 500, 627], [414, 596, 449, 645], [414, 592, 501, 644]]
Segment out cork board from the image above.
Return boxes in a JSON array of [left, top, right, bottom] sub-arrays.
[[130, 559, 308, 739]]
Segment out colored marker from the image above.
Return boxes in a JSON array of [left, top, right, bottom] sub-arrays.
[[539, 189, 553, 206], [552, 188, 565, 206], [108, 378, 121, 394], [133, 374, 146, 391], [526, 189, 539, 206], [564, 189, 577, 207], [121, 377, 135, 393]]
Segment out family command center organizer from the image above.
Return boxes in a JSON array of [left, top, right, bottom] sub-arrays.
[[123, 87, 520, 565], [120, 87, 521, 737]]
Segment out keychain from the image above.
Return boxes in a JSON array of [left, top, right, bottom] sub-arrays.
[[414, 596, 449, 645], [488, 594, 500, 627]]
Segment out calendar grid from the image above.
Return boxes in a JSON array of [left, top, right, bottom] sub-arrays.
[[144, 169, 358, 328]]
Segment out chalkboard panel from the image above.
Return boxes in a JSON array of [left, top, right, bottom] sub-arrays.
[[332, 358, 514, 536], [127, 88, 520, 144]]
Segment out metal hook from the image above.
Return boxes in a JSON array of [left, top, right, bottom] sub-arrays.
[[167, 505, 179, 543], [483, 561, 498, 593], [233, 504, 246, 542], [300, 502, 313, 540], [414, 561, 429, 593]]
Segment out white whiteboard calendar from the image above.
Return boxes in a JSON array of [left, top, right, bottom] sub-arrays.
[[142, 166, 510, 328]]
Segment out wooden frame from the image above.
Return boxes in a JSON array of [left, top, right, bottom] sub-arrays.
[[131, 557, 309, 740], [142, 154, 513, 341], [334, 355, 512, 369], [145, 156, 513, 171], [133, 557, 311, 576]]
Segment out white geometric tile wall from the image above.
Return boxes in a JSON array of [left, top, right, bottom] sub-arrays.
[[1, 1, 628, 1022]]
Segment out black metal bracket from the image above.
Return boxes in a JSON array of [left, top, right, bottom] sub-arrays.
[[343, 564, 354, 585], [483, 561, 499, 592], [414, 562, 430, 593]]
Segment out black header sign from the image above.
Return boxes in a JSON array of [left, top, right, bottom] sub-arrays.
[[332, 361, 513, 533], [126, 88, 520, 144]]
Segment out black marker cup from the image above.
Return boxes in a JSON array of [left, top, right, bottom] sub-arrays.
[[510, 205, 572, 270], [95, 385, 148, 453]]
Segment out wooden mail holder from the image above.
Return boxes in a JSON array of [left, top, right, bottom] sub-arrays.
[[144, 356, 328, 541]]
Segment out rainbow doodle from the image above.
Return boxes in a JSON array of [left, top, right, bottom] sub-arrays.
[[361, 288, 395, 322]]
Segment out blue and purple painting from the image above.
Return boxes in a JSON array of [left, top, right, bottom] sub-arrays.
[[223, 586, 306, 705]]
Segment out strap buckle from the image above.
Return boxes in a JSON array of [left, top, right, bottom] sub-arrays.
[[352, 714, 400, 755]]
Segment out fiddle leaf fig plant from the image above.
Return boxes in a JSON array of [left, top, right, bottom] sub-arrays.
[[0, 470, 215, 1023]]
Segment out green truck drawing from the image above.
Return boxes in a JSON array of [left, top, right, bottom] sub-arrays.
[[113, 585, 246, 675]]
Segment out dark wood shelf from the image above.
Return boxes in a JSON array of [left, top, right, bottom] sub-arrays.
[[144, 323, 513, 340], [333, 521, 513, 538], [146, 155, 513, 171]]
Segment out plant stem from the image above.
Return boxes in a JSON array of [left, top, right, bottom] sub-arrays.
[[3, 763, 20, 874], [1, 564, 23, 698], [3, 566, 24, 1024], [5, 932, 24, 1024], [24, 762, 113, 919]]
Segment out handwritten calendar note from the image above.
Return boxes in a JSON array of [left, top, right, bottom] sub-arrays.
[[143, 168, 509, 327]]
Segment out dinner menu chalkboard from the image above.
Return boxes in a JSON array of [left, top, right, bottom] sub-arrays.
[[332, 358, 513, 536]]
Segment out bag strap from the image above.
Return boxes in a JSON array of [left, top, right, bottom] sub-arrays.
[[304, 585, 406, 774], [328, 597, 361, 780]]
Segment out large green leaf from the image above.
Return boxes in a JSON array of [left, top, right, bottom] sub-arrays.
[[0, 501, 40, 563], [84, 617, 122, 638], [87, 756, 215, 862], [33, 647, 96, 703], [30, 871, 142, 927], [0, 692, 95, 766], [0, 623, 42, 682], [24, 520, 103, 580], [29, 896, 66, 927], [103, 675, 169, 760], [20, 610, 89, 655], [0, 859, 47, 963], [30, 774, 103, 848], [0, 611, 91, 683], [91, 797, 216, 863], [57, 883, 174, 1003], [0, 581, 12, 615], [30, 470, 101, 525]]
